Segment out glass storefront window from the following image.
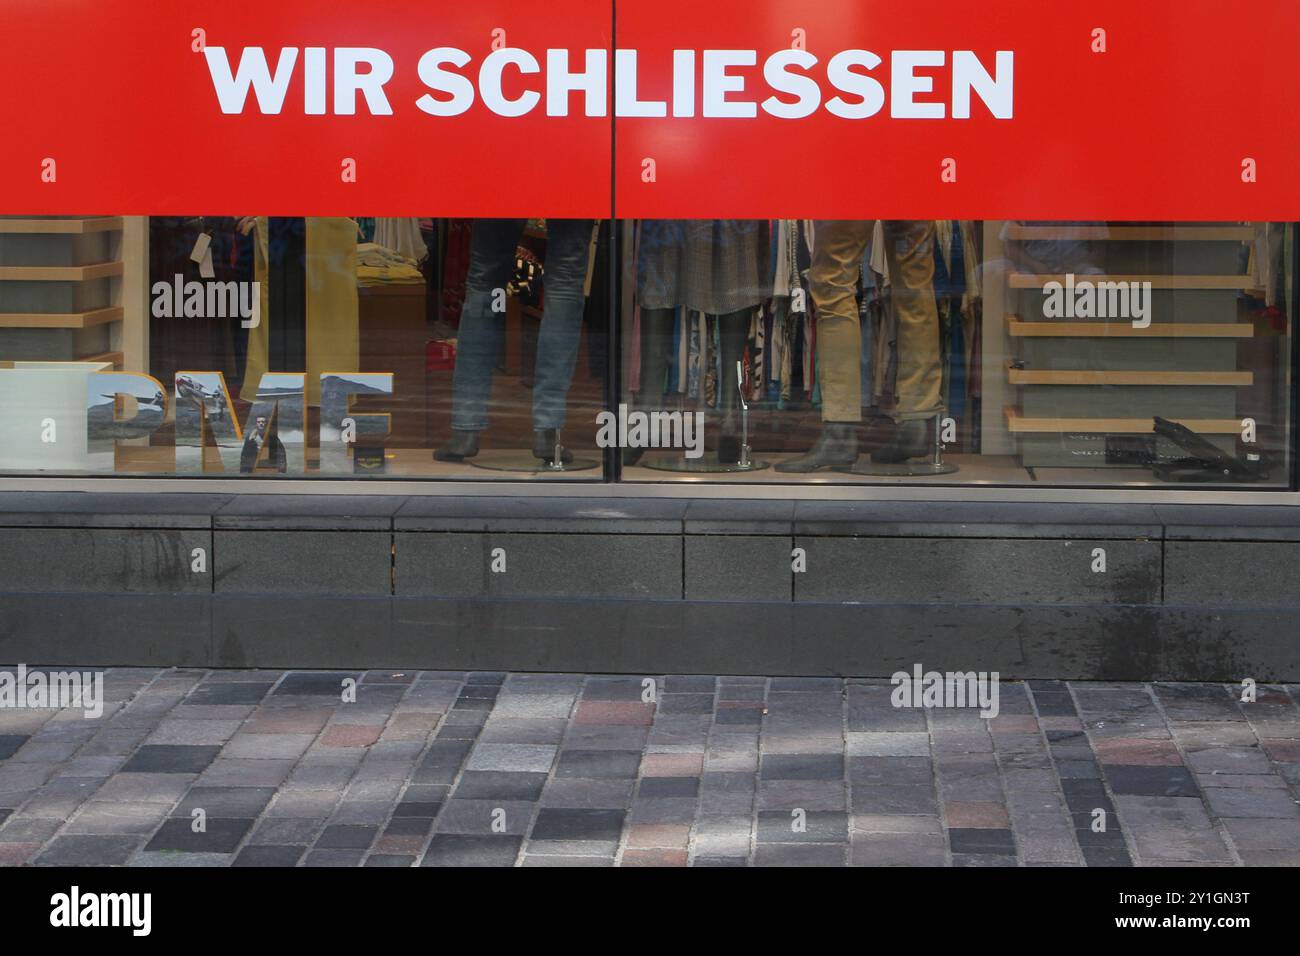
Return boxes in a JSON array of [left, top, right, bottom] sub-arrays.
[[0, 217, 1292, 488], [0, 216, 614, 481], [1, 1, 1295, 492], [617, 220, 1294, 488]]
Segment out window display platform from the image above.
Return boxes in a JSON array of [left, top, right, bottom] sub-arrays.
[[1, 492, 1299, 681]]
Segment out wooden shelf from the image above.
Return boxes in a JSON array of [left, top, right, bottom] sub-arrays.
[[1007, 319, 1254, 338], [78, 350, 123, 368], [0, 262, 124, 281], [1002, 225, 1254, 242], [1005, 406, 1242, 434], [1009, 273, 1253, 290], [0, 307, 123, 330], [1006, 363, 1252, 386], [0, 217, 123, 235]]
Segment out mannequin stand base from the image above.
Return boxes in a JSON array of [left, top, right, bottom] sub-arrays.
[[468, 451, 601, 473], [835, 457, 959, 477], [638, 453, 771, 474]]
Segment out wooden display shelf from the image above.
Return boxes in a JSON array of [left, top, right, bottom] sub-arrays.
[[1004, 406, 1241, 434], [0, 217, 123, 235], [1006, 363, 1252, 386], [1007, 319, 1253, 338], [1002, 225, 1255, 242], [1009, 273, 1254, 290], [0, 307, 123, 330], [0, 262, 124, 281], [78, 350, 124, 368]]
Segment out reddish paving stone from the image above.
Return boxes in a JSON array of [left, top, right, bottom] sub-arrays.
[[243, 709, 334, 735], [574, 702, 655, 726], [320, 725, 383, 748], [382, 714, 441, 741], [622, 848, 688, 866], [0, 843, 40, 866], [626, 824, 691, 849], [1094, 738, 1183, 766], [375, 834, 426, 855], [642, 753, 705, 777], [944, 801, 1011, 828], [1261, 739, 1300, 763]]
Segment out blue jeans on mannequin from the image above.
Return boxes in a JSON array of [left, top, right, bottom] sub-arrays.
[[449, 218, 593, 434]]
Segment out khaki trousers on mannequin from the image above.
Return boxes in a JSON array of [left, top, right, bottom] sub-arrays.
[[810, 220, 942, 423]]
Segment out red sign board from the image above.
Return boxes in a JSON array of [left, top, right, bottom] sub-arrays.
[[0, 0, 1295, 219]]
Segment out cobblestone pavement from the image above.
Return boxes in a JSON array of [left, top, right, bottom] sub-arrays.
[[1, 670, 1298, 867]]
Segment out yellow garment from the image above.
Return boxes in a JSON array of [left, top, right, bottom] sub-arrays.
[[243, 217, 359, 405], [810, 220, 942, 423]]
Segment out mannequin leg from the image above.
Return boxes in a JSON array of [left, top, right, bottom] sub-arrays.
[[435, 218, 523, 461], [775, 220, 872, 473], [715, 309, 751, 463], [624, 307, 675, 465], [872, 220, 941, 463], [531, 219, 595, 463]]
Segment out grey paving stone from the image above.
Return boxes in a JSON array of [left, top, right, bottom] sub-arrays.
[[316, 824, 378, 849], [198, 758, 296, 788], [421, 834, 522, 867], [186, 682, 276, 706], [637, 777, 699, 798], [540, 779, 635, 809], [555, 750, 642, 779], [760, 754, 845, 781], [521, 854, 615, 866], [753, 843, 846, 866], [35, 835, 141, 865], [248, 817, 325, 845], [303, 849, 366, 866], [328, 801, 391, 825], [453, 771, 548, 801], [435, 800, 534, 836], [1202, 786, 1300, 819], [478, 717, 568, 745], [757, 810, 848, 843], [531, 808, 625, 842], [850, 832, 947, 866], [233, 845, 306, 867], [758, 780, 846, 812], [145, 818, 253, 853], [465, 743, 557, 773], [851, 786, 939, 815], [1105, 765, 1199, 797], [85, 772, 195, 804], [65, 802, 169, 835], [121, 745, 222, 774], [948, 828, 1016, 855], [174, 786, 277, 819]]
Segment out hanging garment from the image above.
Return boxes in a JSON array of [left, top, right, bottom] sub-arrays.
[[244, 217, 359, 406], [638, 220, 771, 315], [373, 217, 428, 263]]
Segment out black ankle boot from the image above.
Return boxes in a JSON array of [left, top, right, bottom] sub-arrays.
[[434, 430, 480, 462], [533, 429, 574, 464], [774, 422, 859, 473], [871, 419, 929, 463], [717, 435, 741, 464]]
